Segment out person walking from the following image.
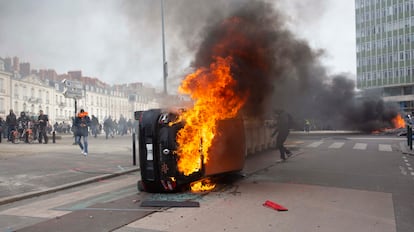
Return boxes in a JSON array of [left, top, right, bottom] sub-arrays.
[[271, 109, 293, 161], [0, 117, 4, 143], [74, 109, 91, 156], [304, 119, 311, 132], [103, 116, 114, 139], [91, 115, 99, 138], [38, 110, 49, 144], [6, 109, 17, 142], [17, 111, 30, 143]]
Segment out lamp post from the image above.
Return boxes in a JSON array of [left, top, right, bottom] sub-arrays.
[[161, 0, 168, 95]]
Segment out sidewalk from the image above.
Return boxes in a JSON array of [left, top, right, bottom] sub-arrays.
[[399, 141, 414, 156], [0, 130, 383, 206], [0, 134, 140, 205]]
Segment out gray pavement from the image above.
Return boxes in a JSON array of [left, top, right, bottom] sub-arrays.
[[399, 140, 414, 156], [0, 130, 366, 206], [0, 134, 139, 205], [0, 131, 412, 231]]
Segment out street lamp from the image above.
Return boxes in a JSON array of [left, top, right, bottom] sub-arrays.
[[161, 0, 168, 95]]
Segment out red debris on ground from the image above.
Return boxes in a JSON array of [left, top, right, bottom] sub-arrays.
[[263, 200, 288, 211]]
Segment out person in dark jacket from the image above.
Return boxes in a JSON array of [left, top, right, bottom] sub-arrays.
[[38, 110, 49, 144], [17, 111, 31, 143], [74, 109, 91, 156], [6, 109, 17, 142], [91, 115, 99, 138], [271, 109, 293, 161], [0, 117, 4, 143], [103, 116, 114, 139]]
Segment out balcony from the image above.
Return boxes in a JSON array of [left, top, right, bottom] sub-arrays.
[[58, 102, 67, 108], [55, 115, 68, 121], [28, 97, 37, 103]]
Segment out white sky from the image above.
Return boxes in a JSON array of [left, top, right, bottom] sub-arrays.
[[0, 0, 356, 92]]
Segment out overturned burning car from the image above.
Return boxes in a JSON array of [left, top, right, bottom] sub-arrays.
[[135, 109, 246, 193]]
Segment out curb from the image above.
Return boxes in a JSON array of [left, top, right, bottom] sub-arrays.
[[0, 167, 140, 206], [290, 131, 363, 136], [399, 142, 414, 156]]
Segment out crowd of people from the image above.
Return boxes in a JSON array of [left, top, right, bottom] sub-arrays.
[[0, 109, 50, 143], [0, 109, 138, 144]]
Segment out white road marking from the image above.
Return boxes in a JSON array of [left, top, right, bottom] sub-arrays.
[[353, 143, 367, 150], [408, 167, 413, 171], [411, 172, 414, 176], [307, 141, 323, 148], [400, 166, 407, 175], [348, 137, 405, 140], [378, 144, 392, 152], [407, 163, 411, 167], [329, 142, 345, 149], [0, 176, 137, 218]]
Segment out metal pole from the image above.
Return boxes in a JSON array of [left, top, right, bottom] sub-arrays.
[[74, 98, 77, 117], [73, 98, 77, 145], [132, 132, 136, 166], [9, 74, 12, 110], [161, 0, 167, 95]]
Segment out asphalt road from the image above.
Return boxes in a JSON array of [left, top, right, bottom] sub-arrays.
[[0, 132, 413, 232]]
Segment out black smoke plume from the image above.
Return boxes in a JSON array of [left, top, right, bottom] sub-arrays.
[[189, 0, 399, 132]]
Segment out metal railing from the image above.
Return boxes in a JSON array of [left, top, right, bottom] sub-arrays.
[[244, 119, 276, 156]]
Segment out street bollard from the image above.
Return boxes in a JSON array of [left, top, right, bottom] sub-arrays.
[[408, 125, 413, 150], [52, 131, 56, 143], [410, 127, 413, 151], [132, 132, 136, 166], [408, 125, 410, 146]]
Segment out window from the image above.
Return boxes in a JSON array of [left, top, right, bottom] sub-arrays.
[[0, 98, 4, 113]]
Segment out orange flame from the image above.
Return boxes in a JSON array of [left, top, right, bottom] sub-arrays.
[[372, 114, 406, 134], [176, 56, 247, 176], [190, 178, 216, 192], [392, 114, 405, 129]]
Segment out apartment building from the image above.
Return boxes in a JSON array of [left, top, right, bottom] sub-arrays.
[[355, 0, 414, 111], [0, 57, 164, 123]]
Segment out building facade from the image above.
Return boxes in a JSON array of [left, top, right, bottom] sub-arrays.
[[0, 57, 169, 124], [355, 0, 414, 111]]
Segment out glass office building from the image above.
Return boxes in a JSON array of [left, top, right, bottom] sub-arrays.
[[355, 0, 414, 112]]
